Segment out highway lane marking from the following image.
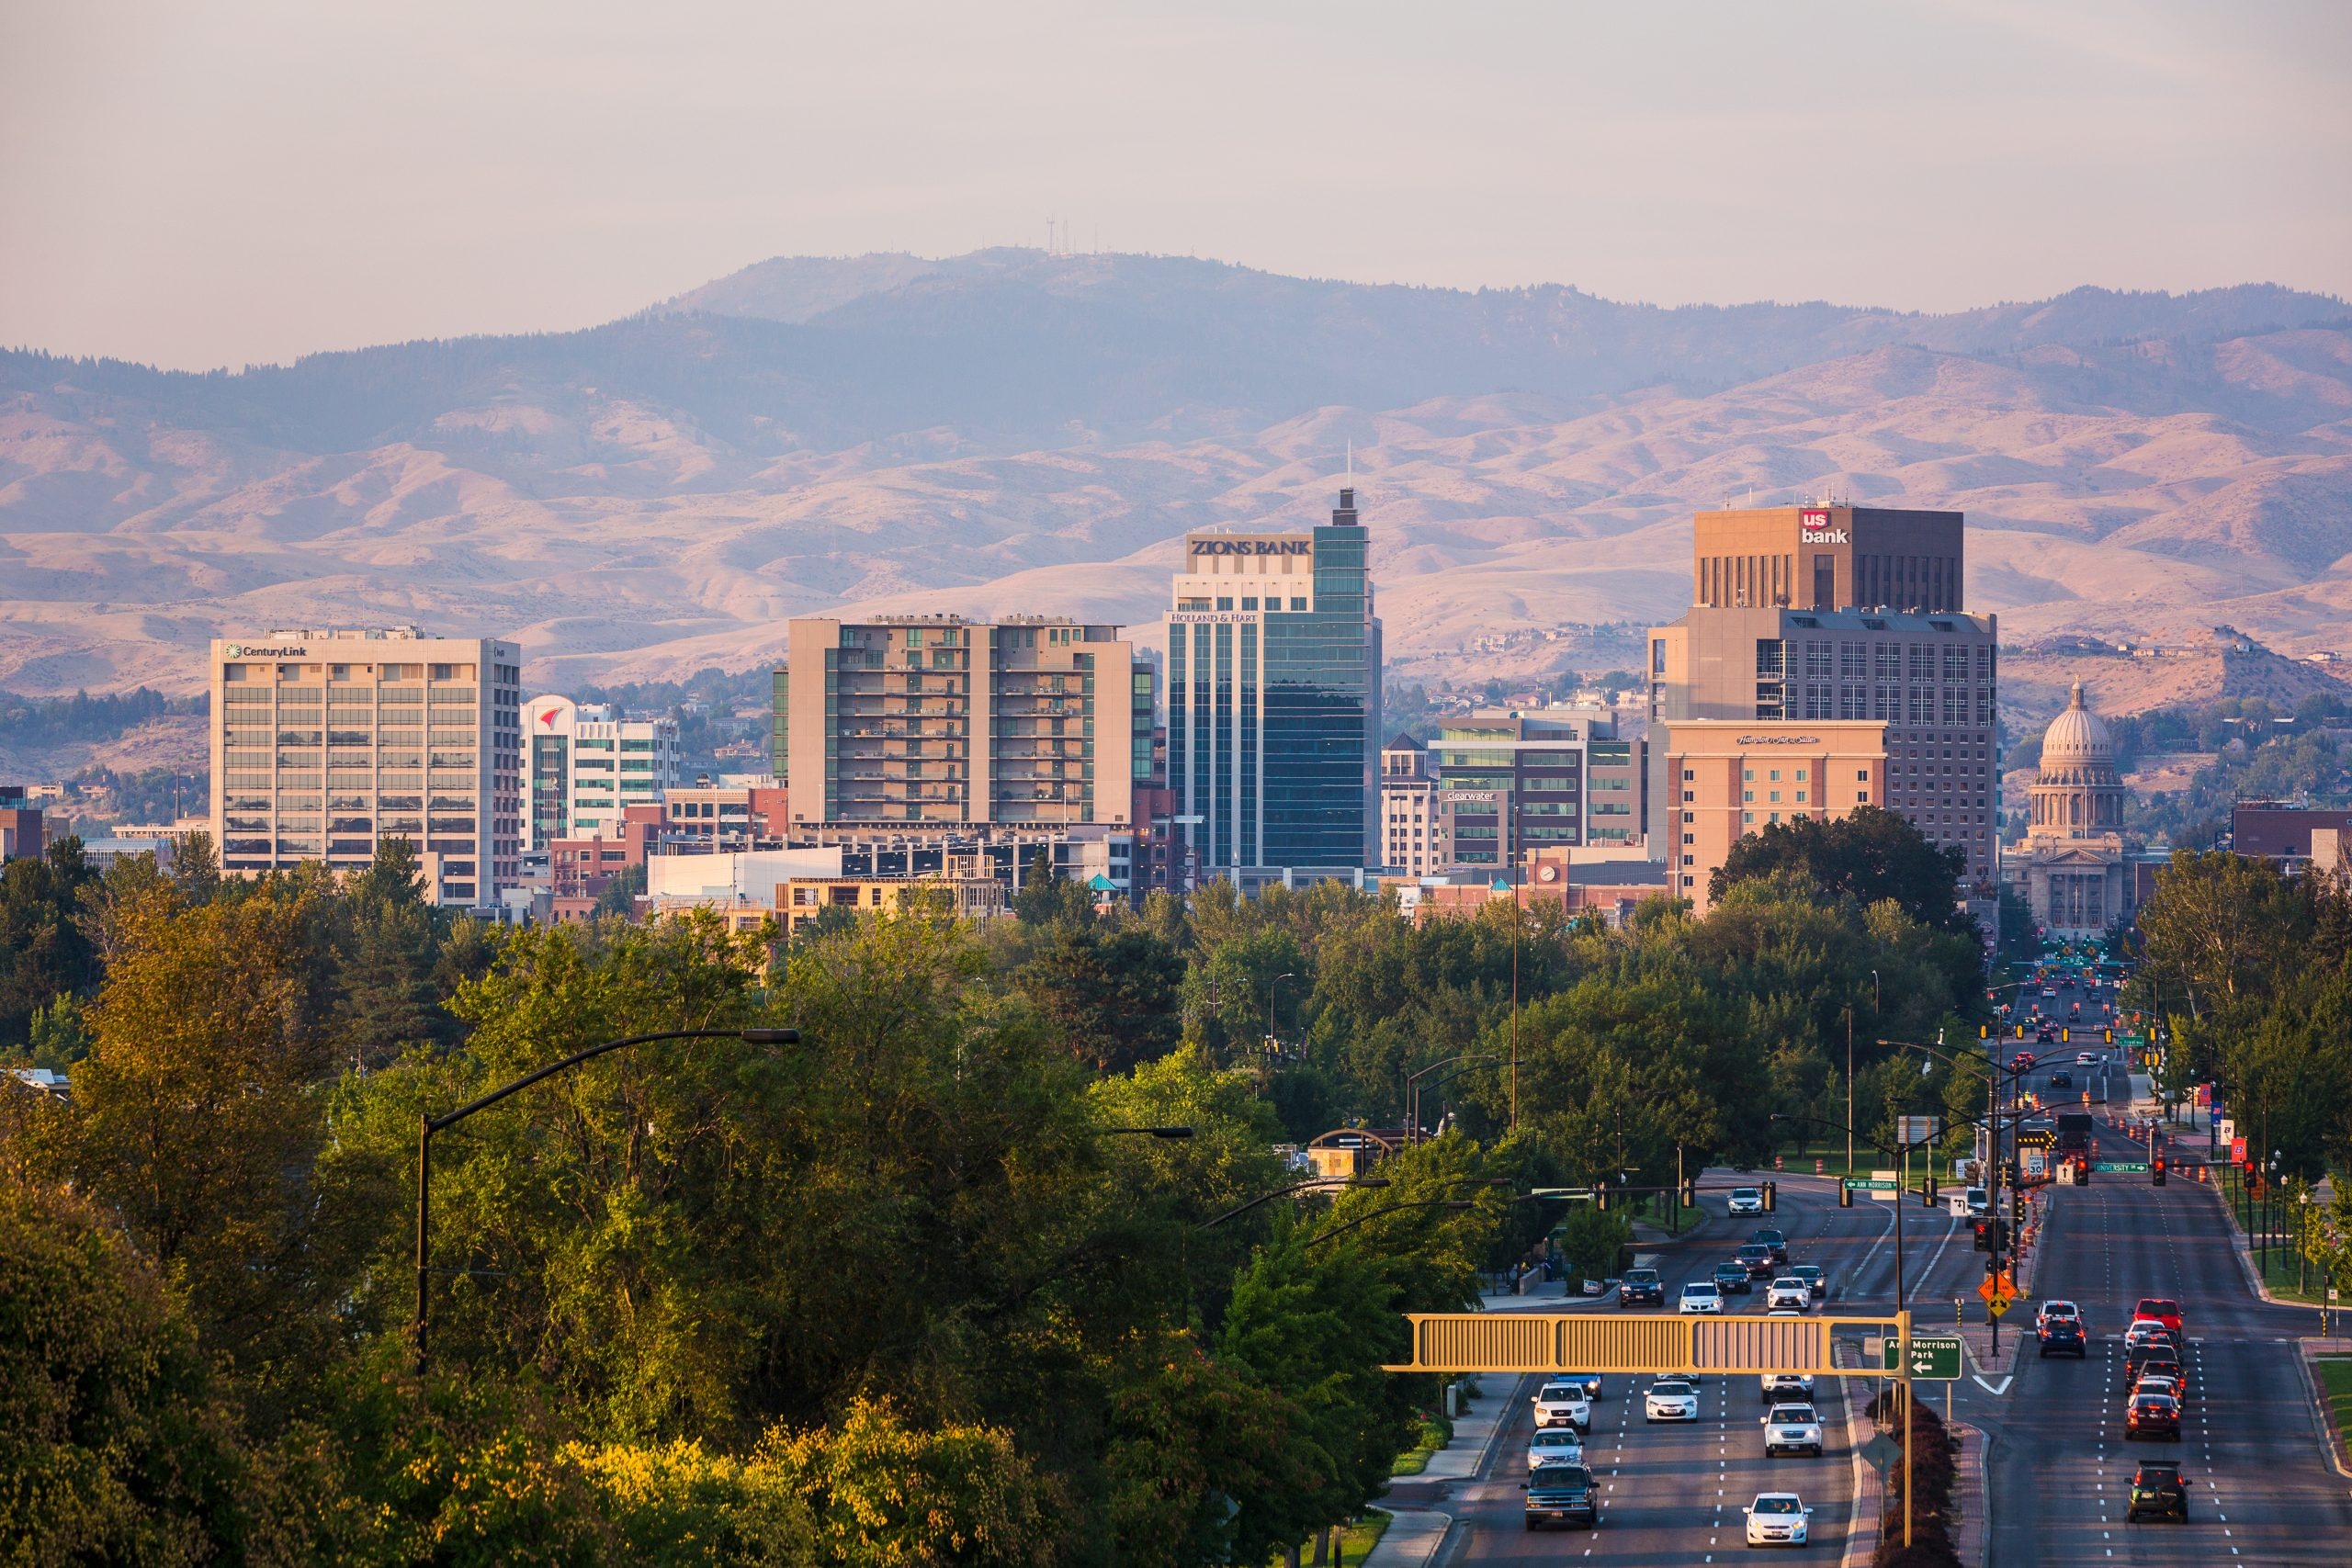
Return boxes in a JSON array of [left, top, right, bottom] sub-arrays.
[[1972, 1373, 2013, 1394]]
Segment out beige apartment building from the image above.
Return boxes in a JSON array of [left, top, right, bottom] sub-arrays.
[[1378, 735, 1443, 874], [1657, 720, 1891, 913], [210, 627, 522, 908], [777, 615, 1140, 829]]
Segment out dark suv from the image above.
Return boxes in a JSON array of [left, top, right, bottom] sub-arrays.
[[1524, 1461, 1598, 1530], [1714, 1261, 1754, 1295], [2126, 1462, 2188, 1521], [1619, 1268, 1664, 1308], [1750, 1228, 1790, 1265], [2038, 1318, 2087, 1358]]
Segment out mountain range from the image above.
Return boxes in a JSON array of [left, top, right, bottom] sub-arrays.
[[3, 248, 2349, 721]]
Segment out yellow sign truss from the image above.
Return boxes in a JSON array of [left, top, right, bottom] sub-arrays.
[[1383, 1311, 1916, 1377]]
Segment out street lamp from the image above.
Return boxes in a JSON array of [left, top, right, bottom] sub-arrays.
[[1303, 1199, 1475, 1248], [413, 1024, 801, 1373], [1268, 971, 1296, 1045], [1202, 1176, 1388, 1228], [1404, 1054, 1499, 1144]]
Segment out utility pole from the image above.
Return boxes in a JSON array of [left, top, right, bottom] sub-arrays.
[[1846, 1006, 1855, 1177], [1510, 873, 1521, 1134]]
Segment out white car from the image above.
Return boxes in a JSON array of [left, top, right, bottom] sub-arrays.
[[1679, 1280, 1724, 1314], [1531, 1382, 1593, 1431], [2075, 1051, 2096, 1066], [1767, 1278, 1810, 1311], [1762, 1404, 1824, 1458], [1645, 1380, 1701, 1422], [1728, 1187, 1765, 1215], [1744, 1493, 1814, 1546], [1760, 1371, 1814, 1404], [1527, 1427, 1584, 1470]]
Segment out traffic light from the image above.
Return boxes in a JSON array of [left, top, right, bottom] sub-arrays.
[[1922, 1170, 1938, 1207], [1973, 1219, 1991, 1251], [2062, 1027, 2071, 1042], [2153, 1157, 2166, 1187], [1839, 1180, 1853, 1209], [1593, 1186, 1610, 1213], [2105, 1028, 2114, 1043], [1762, 1181, 1778, 1213], [1680, 1178, 1696, 1209], [1979, 1023, 1988, 1040]]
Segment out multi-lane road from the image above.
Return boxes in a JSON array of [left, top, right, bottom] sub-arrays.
[[1394, 966, 2352, 1564]]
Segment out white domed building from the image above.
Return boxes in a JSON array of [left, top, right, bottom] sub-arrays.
[[2006, 682, 2142, 935]]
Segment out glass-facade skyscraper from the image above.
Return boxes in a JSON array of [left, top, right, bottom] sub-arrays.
[[1166, 488, 1381, 883]]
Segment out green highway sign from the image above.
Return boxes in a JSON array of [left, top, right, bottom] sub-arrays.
[[2096, 1161, 2150, 1174], [1881, 1335, 1964, 1380], [1844, 1179, 1897, 1191]]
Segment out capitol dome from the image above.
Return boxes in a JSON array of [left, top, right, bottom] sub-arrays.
[[2040, 682, 2115, 769], [2030, 682, 2124, 833]]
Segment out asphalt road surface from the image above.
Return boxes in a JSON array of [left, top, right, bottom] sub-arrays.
[[1411, 965, 2352, 1564]]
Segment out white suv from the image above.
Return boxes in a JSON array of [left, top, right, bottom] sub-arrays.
[[1728, 1187, 1765, 1215], [1762, 1404, 1824, 1458], [1759, 1371, 1814, 1404], [1679, 1280, 1724, 1314], [1531, 1382, 1593, 1431]]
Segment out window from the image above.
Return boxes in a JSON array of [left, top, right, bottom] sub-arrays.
[[1241, 597, 1258, 610], [1768, 770, 1781, 782], [1682, 769, 1695, 781], [1290, 597, 1307, 611], [1742, 790, 1754, 803], [1216, 597, 1232, 611], [1743, 768, 1755, 781]]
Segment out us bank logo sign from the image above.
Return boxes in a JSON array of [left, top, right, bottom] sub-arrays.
[[1799, 508, 1849, 545]]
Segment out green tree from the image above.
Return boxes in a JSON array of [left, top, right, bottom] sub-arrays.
[[0, 1181, 241, 1562], [1710, 806, 1973, 934], [62, 889, 368, 1382], [1018, 922, 1183, 1071], [0, 838, 97, 1048], [1012, 851, 1094, 928]]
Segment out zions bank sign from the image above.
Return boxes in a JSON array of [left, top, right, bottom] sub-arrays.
[[1191, 538, 1312, 558]]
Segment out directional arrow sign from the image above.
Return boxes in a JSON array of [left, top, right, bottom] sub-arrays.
[[1880, 1335, 1963, 1379], [2095, 1161, 2150, 1173]]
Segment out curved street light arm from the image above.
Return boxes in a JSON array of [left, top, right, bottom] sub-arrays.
[[1303, 1198, 1475, 1249], [1201, 1175, 1389, 1229], [415, 1024, 801, 1373]]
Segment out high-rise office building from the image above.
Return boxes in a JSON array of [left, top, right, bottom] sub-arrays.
[[523, 695, 683, 851], [776, 615, 1142, 828], [1165, 488, 1382, 884], [1691, 503, 1963, 615], [1648, 502, 1998, 905], [210, 627, 521, 908]]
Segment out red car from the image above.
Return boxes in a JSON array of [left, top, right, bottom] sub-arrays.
[[2012, 1052, 2036, 1071], [2133, 1298, 2185, 1338], [2127, 1393, 2181, 1441]]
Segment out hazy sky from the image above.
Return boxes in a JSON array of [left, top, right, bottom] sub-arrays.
[[4, 0, 2346, 370]]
